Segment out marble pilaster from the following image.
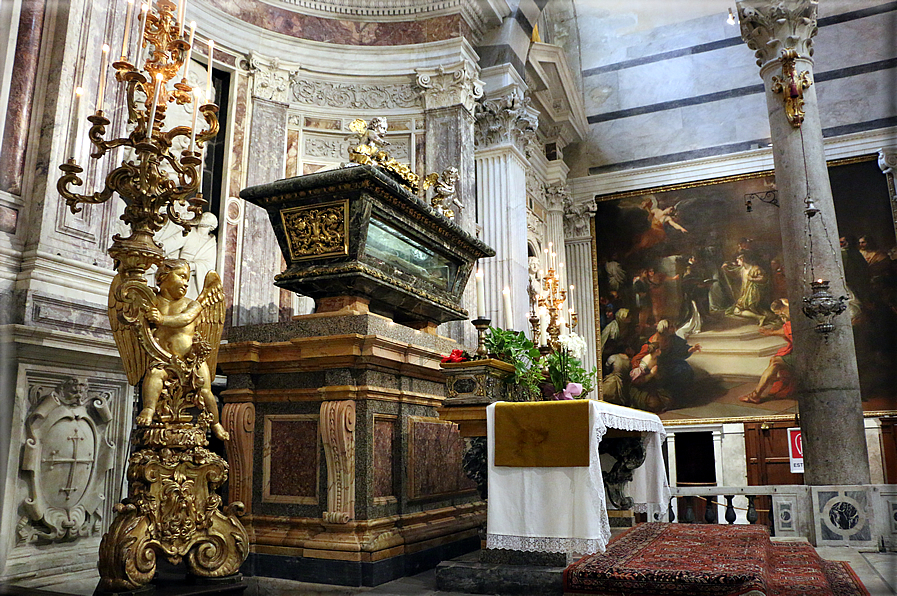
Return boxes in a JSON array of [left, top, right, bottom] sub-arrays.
[[564, 199, 597, 373], [0, 0, 45, 195], [474, 92, 537, 333], [416, 62, 483, 347], [738, 0, 869, 485], [235, 96, 287, 326]]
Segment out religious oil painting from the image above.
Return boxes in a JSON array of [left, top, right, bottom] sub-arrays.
[[594, 158, 897, 423]]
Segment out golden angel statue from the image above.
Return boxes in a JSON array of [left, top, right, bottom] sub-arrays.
[[422, 166, 462, 220], [348, 117, 390, 166], [100, 258, 246, 591], [111, 258, 227, 440]]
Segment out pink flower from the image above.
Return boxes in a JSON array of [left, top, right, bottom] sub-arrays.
[[551, 382, 583, 400]]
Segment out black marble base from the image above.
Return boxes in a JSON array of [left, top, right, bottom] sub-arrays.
[[243, 534, 479, 587], [1, 573, 246, 596], [435, 553, 564, 595]]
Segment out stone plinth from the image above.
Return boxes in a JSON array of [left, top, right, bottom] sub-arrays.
[[218, 312, 484, 587], [239, 164, 494, 326]]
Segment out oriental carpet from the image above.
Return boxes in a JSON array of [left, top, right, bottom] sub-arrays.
[[563, 522, 868, 596]]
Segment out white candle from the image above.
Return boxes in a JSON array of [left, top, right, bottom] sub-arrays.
[[539, 306, 549, 346], [121, 0, 135, 60], [475, 268, 485, 319], [177, 0, 186, 36], [96, 44, 110, 112], [548, 242, 554, 269], [569, 284, 575, 314], [205, 39, 214, 99], [197, 143, 204, 192], [147, 72, 162, 138], [67, 86, 84, 160], [137, 3, 149, 61], [503, 287, 513, 330], [189, 89, 200, 152], [180, 21, 196, 81]]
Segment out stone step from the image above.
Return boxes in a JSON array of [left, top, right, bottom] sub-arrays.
[[688, 335, 786, 358], [689, 353, 767, 380]]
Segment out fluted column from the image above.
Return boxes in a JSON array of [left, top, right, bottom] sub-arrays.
[[564, 199, 597, 373], [474, 92, 537, 332], [739, 0, 869, 485], [544, 184, 567, 276]]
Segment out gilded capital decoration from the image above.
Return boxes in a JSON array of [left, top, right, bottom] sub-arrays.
[[738, 0, 818, 69], [55, 1, 247, 590], [564, 198, 596, 239], [18, 378, 114, 544], [244, 52, 296, 103], [770, 48, 812, 127], [474, 92, 539, 155], [415, 61, 484, 114], [320, 400, 356, 524]]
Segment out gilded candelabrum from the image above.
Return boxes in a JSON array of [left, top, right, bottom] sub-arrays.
[[537, 265, 567, 351], [56, 0, 247, 591]]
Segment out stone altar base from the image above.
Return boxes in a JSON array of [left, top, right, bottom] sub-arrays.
[[435, 550, 565, 595], [217, 311, 484, 587]]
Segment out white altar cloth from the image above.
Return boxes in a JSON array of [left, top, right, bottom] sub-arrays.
[[485, 400, 670, 554]]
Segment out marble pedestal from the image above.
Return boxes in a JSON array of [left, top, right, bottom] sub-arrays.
[[217, 312, 484, 587]]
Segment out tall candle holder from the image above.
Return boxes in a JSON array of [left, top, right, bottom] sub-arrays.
[[537, 264, 567, 352], [472, 317, 491, 358], [56, 1, 247, 592]]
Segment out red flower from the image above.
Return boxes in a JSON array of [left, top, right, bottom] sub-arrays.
[[441, 349, 468, 363]]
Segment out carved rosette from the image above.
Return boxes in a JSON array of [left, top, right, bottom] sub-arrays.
[[320, 400, 356, 524], [222, 402, 256, 514], [738, 0, 818, 68], [564, 198, 596, 240], [415, 61, 484, 114], [474, 92, 539, 155], [18, 378, 115, 544]]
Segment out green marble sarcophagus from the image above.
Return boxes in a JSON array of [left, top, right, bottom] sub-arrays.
[[240, 164, 493, 325]]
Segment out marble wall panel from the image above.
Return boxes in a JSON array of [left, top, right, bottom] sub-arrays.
[[407, 417, 476, 501], [372, 415, 396, 500], [201, 0, 462, 46], [285, 129, 300, 178], [28, 294, 112, 337], [262, 415, 319, 504], [0, 205, 18, 234]]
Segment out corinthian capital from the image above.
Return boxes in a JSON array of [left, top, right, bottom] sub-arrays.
[[474, 92, 539, 154], [879, 147, 897, 176], [563, 199, 596, 239], [415, 61, 484, 114], [545, 185, 569, 211], [244, 51, 297, 103], [738, 1, 818, 69]]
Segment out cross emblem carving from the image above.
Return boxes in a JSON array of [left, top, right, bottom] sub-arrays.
[[42, 427, 93, 500]]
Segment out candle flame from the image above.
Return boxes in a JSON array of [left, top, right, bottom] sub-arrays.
[[102, 43, 110, 53]]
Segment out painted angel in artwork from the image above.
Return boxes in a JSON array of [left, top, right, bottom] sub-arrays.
[[110, 258, 228, 441]]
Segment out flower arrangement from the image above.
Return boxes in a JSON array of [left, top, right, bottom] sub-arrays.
[[440, 348, 471, 363], [482, 327, 596, 401]]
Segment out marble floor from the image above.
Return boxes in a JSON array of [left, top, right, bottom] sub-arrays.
[[13, 547, 896, 595]]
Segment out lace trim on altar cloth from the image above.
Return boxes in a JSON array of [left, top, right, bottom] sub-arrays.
[[486, 533, 608, 554], [594, 411, 665, 438]]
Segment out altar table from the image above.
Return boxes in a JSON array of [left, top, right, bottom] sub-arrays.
[[486, 400, 670, 554]]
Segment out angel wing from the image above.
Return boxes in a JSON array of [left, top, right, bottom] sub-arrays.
[[108, 274, 151, 386], [421, 172, 439, 191], [195, 270, 226, 376]]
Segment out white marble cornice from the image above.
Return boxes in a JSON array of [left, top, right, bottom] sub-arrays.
[[415, 61, 484, 113], [526, 42, 588, 143], [737, 0, 818, 69]]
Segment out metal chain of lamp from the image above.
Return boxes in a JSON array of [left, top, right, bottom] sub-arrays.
[[797, 126, 848, 333]]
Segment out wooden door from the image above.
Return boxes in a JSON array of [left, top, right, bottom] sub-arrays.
[[880, 416, 897, 483], [745, 421, 804, 527]]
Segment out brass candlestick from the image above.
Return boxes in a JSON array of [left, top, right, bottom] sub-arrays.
[[57, 1, 247, 591], [472, 317, 491, 358], [528, 312, 541, 346], [536, 265, 567, 352]]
